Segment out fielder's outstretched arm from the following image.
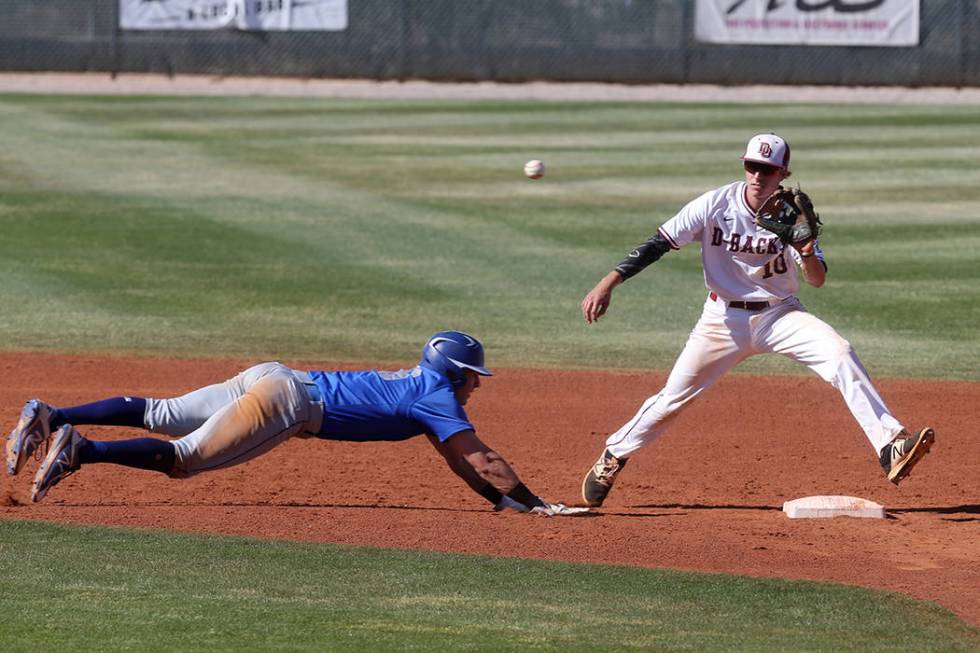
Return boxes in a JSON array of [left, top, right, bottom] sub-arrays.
[[427, 431, 545, 510], [581, 271, 623, 324]]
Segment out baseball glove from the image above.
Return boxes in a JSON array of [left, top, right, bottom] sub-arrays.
[[754, 186, 822, 246]]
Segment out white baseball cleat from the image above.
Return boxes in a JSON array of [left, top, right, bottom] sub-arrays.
[[6, 399, 53, 476], [31, 424, 84, 503]]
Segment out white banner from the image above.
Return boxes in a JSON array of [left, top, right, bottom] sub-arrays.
[[695, 0, 919, 47], [120, 0, 348, 31]]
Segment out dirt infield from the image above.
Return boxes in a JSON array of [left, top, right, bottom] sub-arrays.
[[1, 352, 978, 626]]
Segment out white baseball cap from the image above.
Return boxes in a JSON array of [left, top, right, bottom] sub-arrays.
[[741, 133, 791, 169]]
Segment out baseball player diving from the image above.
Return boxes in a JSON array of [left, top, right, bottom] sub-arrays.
[[579, 133, 935, 507], [6, 331, 585, 516]]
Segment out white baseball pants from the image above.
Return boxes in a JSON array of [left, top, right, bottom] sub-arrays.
[[144, 362, 324, 477], [605, 295, 904, 459]]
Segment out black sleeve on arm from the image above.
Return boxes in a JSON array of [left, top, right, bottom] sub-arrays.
[[614, 232, 672, 281]]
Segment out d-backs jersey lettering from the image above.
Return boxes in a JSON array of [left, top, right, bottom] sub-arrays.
[[658, 181, 825, 301]]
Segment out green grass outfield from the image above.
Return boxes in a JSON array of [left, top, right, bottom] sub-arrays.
[[1, 520, 977, 653], [0, 95, 977, 378]]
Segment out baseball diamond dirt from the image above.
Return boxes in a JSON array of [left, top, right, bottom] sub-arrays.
[[1, 353, 977, 626]]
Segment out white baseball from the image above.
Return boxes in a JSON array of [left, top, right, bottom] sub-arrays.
[[523, 159, 545, 179]]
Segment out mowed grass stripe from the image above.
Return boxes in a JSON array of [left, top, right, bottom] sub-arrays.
[[0, 95, 977, 377], [0, 519, 976, 652]]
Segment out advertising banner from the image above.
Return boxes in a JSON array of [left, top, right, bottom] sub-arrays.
[[120, 0, 348, 31], [695, 0, 919, 47]]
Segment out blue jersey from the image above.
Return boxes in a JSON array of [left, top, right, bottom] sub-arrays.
[[307, 366, 473, 442]]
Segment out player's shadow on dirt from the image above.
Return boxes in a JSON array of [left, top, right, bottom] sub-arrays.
[[890, 504, 980, 513], [602, 502, 782, 518], [53, 501, 603, 516], [889, 504, 980, 521], [627, 502, 980, 521], [632, 502, 782, 511], [274, 502, 601, 515], [51, 501, 978, 520]]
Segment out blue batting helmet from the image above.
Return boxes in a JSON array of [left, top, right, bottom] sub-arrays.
[[420, 331, 493, 388]]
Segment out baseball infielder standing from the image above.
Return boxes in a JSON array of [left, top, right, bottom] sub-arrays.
[[6, 331, 584, 516], [579, 133, 935, 507]]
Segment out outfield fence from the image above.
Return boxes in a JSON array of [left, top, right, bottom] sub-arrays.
[[1, 0, 979, 86]]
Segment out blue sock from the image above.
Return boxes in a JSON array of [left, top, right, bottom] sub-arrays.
[[78, 438, 176, 474], [50, 397, 147, 430]]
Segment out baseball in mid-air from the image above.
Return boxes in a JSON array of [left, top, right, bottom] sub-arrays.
[[523, 159, 545, 179]]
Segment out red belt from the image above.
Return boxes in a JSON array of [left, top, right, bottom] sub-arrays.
[[709, 292, 769, 311]]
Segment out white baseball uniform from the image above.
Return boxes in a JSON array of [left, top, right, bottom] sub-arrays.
[[604, 181, 905, 459]]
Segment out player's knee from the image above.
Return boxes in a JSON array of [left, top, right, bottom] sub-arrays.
[[810, 335, 856, 383], [832, 336, 853, 362]]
